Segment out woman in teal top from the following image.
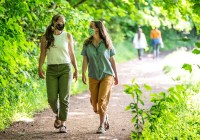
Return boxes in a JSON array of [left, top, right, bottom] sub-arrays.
[[81, 21, 118, 134]]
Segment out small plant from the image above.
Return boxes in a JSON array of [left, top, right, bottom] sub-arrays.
[[124, 79, 152, 139]]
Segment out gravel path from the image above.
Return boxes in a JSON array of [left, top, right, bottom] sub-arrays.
[[0, 53, 175, 140]]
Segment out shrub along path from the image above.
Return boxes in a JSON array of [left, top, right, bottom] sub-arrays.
[[0, 52, 175, 140]]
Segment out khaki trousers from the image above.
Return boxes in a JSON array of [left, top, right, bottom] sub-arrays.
[[89, 75, 114, 115]]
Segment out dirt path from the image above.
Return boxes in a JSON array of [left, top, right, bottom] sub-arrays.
[[0, 53, 175, 140]]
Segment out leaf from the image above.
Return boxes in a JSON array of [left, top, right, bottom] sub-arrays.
[[192, 49, 200, 55], [144, 84, 152, 91], [131, 117, 136, 123], [135, 89, 142, 95], [195, 42, 200, 48], [138, 98, 144, 105], [131, 79, 135, 84], [159, 92, 166, 98], [125, 105, 131, 111], [131, 93, 135, 98], [182, 63, 192, 73], [175, 85, 184, 92], [168, 87, 175, 92]]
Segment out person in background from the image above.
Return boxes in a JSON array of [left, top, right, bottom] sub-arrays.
[[81, 21, 118, 134], [38, 14, 78, 133], [150, 27, 163, 59], [133, 28, 148, 60]]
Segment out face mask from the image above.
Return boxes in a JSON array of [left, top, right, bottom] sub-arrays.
[[88, 28, 95, 36], [56, 24, 65, 31]]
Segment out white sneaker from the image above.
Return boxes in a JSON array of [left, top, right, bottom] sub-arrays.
[[59, 125, 67, 133], [96, 126, 106, 134]]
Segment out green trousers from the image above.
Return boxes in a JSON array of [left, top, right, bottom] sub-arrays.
[[46, 63, 72, 121]]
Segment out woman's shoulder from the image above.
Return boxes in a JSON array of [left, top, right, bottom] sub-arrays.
[[63, 31, 73, 41]]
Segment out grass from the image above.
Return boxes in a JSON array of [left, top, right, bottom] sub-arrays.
[[114, 40, 137, 63]]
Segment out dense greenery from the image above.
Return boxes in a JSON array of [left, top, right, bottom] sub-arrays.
[[0, 0, 91, 130], [125, 79, 200, 139], [0, 0, 200, 132], [125, 44, 200, 139]]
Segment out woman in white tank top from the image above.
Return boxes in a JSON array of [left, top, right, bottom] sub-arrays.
[[38, 14, 78, 133]]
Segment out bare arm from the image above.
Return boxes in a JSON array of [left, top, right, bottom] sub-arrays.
[[67, 33, 78, 81], [38, 35, 47, 79], [110, 56, 118, 85], [82, 56, 88, 84]]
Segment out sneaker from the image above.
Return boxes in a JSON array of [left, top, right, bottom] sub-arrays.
[[59, 125, 67, 133], [96, 126, 106, 134]]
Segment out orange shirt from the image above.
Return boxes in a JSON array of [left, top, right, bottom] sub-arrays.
[[150, 29, 161, 39]]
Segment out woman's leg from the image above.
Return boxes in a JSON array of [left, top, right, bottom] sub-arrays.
[[156, 44, 160, 58], [89, 77, 100, 113], [141, 49, 144, 57], [137, 49, 141, 60], [46, 66, 59, 115], [153, 45, 157, 59], [98, 76, 113, 128], [58, 64, 72, 125], [138, 49, 142, 60]]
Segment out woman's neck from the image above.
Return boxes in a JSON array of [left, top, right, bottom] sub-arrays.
[[54, 30, 63, 35], [93, 34, 101, 41]]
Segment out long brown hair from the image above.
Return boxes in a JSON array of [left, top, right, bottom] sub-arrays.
[[44, 14, 64, 49], [84, 21, 113, 49]]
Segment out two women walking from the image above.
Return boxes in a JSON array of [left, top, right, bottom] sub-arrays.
[[133, 27, 163, 60], [38, 15, 118, 134]]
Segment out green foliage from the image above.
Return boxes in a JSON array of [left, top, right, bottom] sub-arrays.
[[124, 80, 152, 139], [141, 84, 200, 139], [192, 42, 200, 55], [0, 0, 91, 130], [68, 0, 199, 56], [114, 40, 136, 62], [125, 80, 200, 139], [195, 42, 200, 48], [181, 41, 200, 76], [182, 64, 192, 73]]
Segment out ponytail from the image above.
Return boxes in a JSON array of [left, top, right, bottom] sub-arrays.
[[45, 24, 54, 49]]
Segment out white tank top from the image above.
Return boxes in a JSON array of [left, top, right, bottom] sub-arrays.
[[46, 31, 71, 65]]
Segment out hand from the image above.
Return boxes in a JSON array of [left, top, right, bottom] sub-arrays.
[[38, 68, 45, 79], [82, 74, 87, 84], [114, 76, 119, 85], [73, 70, 78, 82]]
